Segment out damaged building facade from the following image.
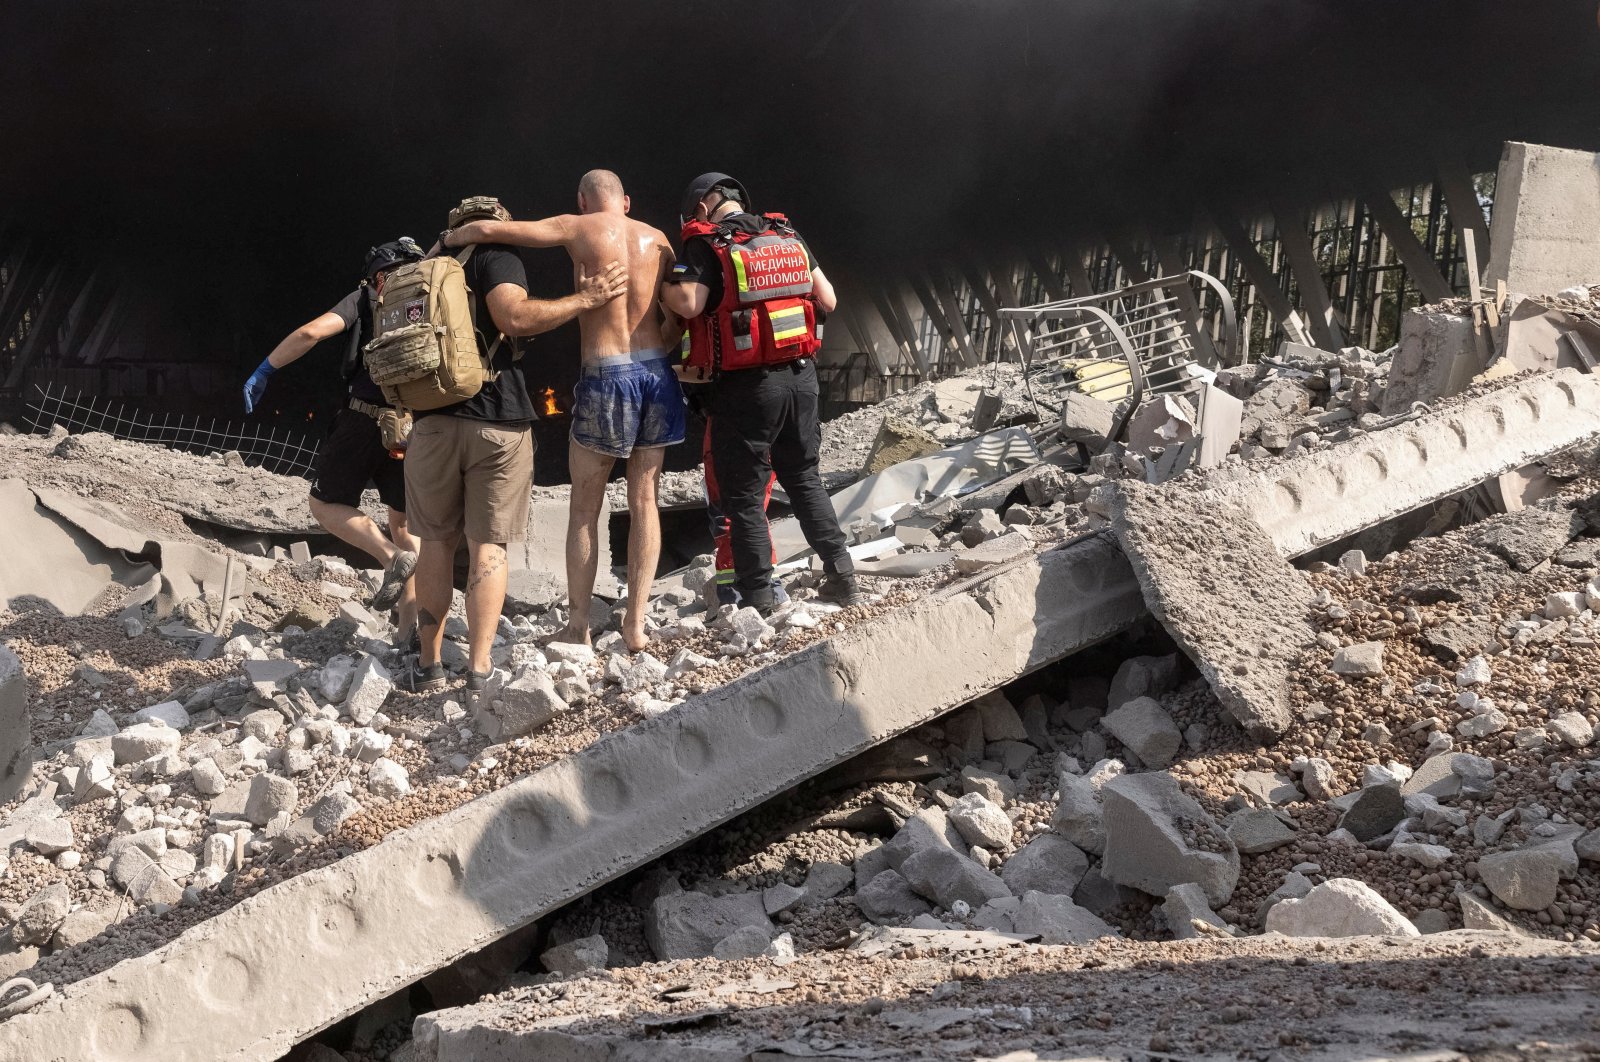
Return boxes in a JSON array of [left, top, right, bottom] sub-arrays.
[[5, 2, 1600, 1060]]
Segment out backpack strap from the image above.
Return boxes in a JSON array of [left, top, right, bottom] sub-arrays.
[[341, 282, 370, 386], [454, 245, 509, 375]]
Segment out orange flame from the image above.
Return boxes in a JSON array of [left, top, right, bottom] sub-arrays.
[[541, 387, 560, 416]]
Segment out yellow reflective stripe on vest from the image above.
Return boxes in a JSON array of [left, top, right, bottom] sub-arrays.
[[679, 329, 691, 360], [731, 247, 750, 293], [769, 302, 808, 344]]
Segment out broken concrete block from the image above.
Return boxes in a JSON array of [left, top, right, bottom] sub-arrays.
[[344, 656, 393, 726], [645, 892, 772, 960], [51, 908, 112, 950], [244, 774, 298, 827], [973, 692, 1028, 743], [1380, 307, 1480, 414], [1101, 772, 1238, 906], [953, 532, 1031, 573], [882, 807, 964, 870], [1236, 770, 1301, 806], [109, 848, 184, 906], [1338, 782, 1405, 842], [1050, 770, 1106, 855], [961, 509, 1008, 546], [1059, 390, 1116, 450], [1457, 888, 1523, 934], [310, 792, 363, 835], [855, 869, 933, 923], [947, 793, 1013, 849], [25, 819, 74, 857], [1106, 654, 1180, 711], [960, 765, 1015, 805], [1486, 141, 1600, 296], [1391, 841, 1452, 869], [1264, 878, 1420, 938], [112, 722, 181, 766], [1224, 808, 1296, 855], [1011, 891, 1117, 944], [1457, 707, 1509, 739], [862, 415, 945, 476], [367, 759, 411, 799], [350, 728, 393, 763], [802, 862, 854, 902], [1163, 882, 1231, 940], [1330, 641, 1385, 677], [1479, 845, 1566, 911], [763, 882, 806, 916], [11, 884, 70, 946], [1072, 866, 1138, 918], [711, 924, 773, 961], [1125, 394, 1197, 457], [899, 847, 1011, 911], [541, 934, 607, 975], [1101, 696, 1181, 768], [999, 833, 1088, 897], [133, 701, 190, 731], [473, 667, 566, 742], [239, 709, 284, 744], [1549, 712, 1595, 748], [318, 655, 359, 702]]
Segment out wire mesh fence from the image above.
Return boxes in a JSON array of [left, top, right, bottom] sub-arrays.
[[25, 383, 322, 478]]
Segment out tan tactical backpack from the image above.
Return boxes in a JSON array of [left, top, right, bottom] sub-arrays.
[[363, 196, 510, 411]]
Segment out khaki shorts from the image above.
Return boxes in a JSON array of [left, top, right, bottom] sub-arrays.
[[403, 416, 534, 543]]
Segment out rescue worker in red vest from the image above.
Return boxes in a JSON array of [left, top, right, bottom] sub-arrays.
[[661, 173, 861, 615]]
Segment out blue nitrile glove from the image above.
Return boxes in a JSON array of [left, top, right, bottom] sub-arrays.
[[243, 358, 276, 414]]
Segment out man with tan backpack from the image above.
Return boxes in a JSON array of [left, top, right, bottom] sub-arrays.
[[245, 237, 428, 642], [362, 196, 626, 692]]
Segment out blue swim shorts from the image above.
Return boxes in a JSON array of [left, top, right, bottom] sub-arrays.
[[569, 351, 687, 459]]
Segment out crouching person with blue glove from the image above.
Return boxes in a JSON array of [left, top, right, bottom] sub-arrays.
[[244, 239, 425, 644]]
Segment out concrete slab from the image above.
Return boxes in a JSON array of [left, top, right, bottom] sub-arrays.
[[1113, 369, 1600, 739], [0, 534, 1145, 1061], [1487, 142, 1600, 296], [1240, 369, 1600, 557], [0, 645, 31, 804], [0, 480, 157, 615], [507, 499, 617, 600]]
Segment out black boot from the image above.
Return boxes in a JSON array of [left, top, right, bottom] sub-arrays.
[[816, 572, 863, 607]]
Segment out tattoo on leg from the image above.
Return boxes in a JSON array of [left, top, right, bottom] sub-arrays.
[[418, 608, 440, 630], [466, 553, 506, 593]]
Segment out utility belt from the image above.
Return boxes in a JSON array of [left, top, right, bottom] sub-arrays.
[[349, 398, 412, 453], [715, 357, 814, 378]]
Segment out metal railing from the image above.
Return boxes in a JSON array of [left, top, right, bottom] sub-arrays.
[[996, 270, 1240, 434], [25, 383, 322, 478]]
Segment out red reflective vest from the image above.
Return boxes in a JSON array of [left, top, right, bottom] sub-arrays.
[[678, 213, 823, 380]]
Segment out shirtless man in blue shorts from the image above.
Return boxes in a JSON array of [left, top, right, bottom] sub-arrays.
[[445, 170, 682, 651]]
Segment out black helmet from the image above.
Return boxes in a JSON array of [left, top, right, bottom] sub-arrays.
[[364, 237, 424, 280], [680, 172, 749, 225]]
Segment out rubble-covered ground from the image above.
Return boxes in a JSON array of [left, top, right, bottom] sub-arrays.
[[0, 382, 1085, 996], [7, 327, 1600, 1060], [258, 446, 1600, 1059], [421, 932, 1600, 1061]]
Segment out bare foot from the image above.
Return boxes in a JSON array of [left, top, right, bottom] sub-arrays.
[[622, 620, 649, 654], [555, 624, 591, 647]]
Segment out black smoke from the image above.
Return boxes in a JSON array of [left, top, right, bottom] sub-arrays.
[[2, 0, 1598, 404]]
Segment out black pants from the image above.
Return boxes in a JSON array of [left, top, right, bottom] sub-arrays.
[[708, 359, 852, 598]]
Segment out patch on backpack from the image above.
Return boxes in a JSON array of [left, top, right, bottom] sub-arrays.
[[405, 300, 424, 324]]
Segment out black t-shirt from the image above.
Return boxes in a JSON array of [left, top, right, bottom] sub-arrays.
[[670, 212, 817, 312], [327, 287, 385, 405], [415, 244, 540, 424]]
